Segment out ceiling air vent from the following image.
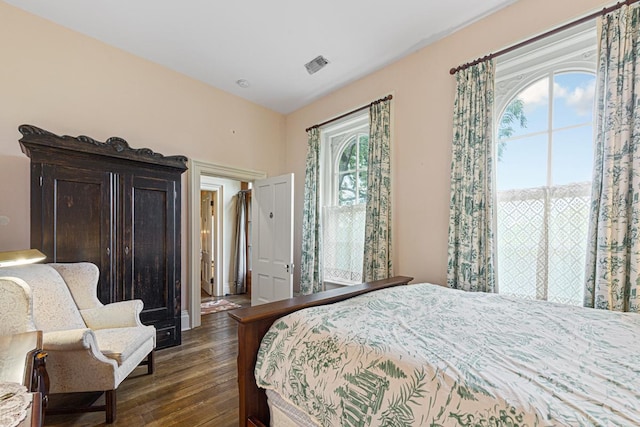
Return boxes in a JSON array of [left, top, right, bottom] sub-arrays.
[[305, 55, 329, 75]]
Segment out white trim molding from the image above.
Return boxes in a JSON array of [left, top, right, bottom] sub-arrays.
[[181, 310, 190, 331], [187, 159, 266, 329]]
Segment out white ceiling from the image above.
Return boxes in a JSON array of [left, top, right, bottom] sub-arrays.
[[6, 0, 518, 114]]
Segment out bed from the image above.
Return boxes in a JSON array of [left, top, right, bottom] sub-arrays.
[[229, 277, 640, 426]]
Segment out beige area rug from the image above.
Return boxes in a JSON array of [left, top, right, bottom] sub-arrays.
[[201, 299, 241, 315]]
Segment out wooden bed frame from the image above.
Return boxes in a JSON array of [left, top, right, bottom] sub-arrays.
[[228, 275, 414, 427]]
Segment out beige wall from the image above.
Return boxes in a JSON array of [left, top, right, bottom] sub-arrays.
[[285, 0, 609, 288], [0, 2, 285, 309]]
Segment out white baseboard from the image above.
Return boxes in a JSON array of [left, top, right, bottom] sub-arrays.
[[181, 309, 190, 331]]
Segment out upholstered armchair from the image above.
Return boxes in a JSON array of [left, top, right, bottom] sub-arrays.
[[0, 262, 155, 424]]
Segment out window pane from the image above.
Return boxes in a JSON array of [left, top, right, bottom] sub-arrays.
[[497, 98, 528, 143], [339, 140, 357, 173], [338, 172, 356, 205], [497, 134, 548, 190], [358, 134, 369, 169], [500, 77, 550, 139], [358, 171, 367, 205], [553, 73, 596, 129], [551, 126, 594, 186]]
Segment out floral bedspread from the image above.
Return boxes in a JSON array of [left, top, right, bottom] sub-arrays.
[[255, 283, 640, 426]]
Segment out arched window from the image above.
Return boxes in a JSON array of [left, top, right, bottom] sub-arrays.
[[494, 21, 596, 306], [335, 132, 369, 206], [321, 112, 369, 285]]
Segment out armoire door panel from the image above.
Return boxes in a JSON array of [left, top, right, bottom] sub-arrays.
[[40, 165, 114, 304], [122, 175, 176, 325]]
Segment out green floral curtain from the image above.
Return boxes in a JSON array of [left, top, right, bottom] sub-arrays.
[[447, 61, 496, 292], [363, 99, 393, 281], [585, 4, 640, 312], [300, 127, 323, 294]]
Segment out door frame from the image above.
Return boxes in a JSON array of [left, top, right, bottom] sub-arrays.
[[188, 159, 266, 329]]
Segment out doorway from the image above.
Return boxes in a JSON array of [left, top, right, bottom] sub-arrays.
[[200, 189, 218, 297], [200, 175, 244, 298], [188, 160, 266, 329]]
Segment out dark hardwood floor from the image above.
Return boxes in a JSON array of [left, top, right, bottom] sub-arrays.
[[44, 294, 250, 427]]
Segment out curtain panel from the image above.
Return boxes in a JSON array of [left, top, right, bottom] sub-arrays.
[[232, 190, 248, 294], [585, 4, 640, 312], [446, 60, 497, 292], [363, 98, 393, 281], [300, 127, 323, 295]]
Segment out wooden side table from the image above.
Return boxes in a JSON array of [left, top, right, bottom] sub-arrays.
[[17, 392, 43, 427], [0, 331, 48, 427]]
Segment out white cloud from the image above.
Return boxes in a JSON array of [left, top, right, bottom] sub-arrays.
[[517, 76, 595, 117], [554, 82, 568, 98], [565, 79, 596, 117], [519, 78, 549, 113]]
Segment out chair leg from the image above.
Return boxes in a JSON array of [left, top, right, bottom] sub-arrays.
[[105, 389, 116, 424], [147, 350, 155, 375]]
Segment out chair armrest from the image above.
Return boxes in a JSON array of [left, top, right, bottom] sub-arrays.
[[42, 329, 118, 377], [43, 328, 97, 351], [80, 300, 145, 330]]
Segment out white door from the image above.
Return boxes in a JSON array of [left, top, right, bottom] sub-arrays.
[[200, 192, 214, 295], [251, 173, 294, 306]]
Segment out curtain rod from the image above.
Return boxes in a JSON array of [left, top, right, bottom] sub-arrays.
[[305, 95, 393, 133], [449, 0, 639, 75]]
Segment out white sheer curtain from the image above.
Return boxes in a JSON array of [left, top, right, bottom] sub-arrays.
[[323, 204, 365, 284], [497, 182, 591, 305]]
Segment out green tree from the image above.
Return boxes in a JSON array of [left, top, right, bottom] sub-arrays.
[[497, 98, 527, 161], [338, 135, 368, 205]]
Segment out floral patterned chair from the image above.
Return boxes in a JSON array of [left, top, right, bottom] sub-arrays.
[[0, 262, 155, 424]]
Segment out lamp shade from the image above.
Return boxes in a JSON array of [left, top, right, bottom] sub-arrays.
[[0, 249, 46, 268]]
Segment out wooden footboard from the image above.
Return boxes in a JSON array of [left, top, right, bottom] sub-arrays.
[[228, 276, 414, 427]]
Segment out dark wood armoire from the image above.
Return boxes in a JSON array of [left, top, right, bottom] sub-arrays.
[[19, 124, 188, 349]]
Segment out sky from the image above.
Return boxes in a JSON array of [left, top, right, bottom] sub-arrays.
[[496, 72, 596, 191]]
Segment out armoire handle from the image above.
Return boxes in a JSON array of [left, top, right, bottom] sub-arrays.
[[124, 246, 130, 255]]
